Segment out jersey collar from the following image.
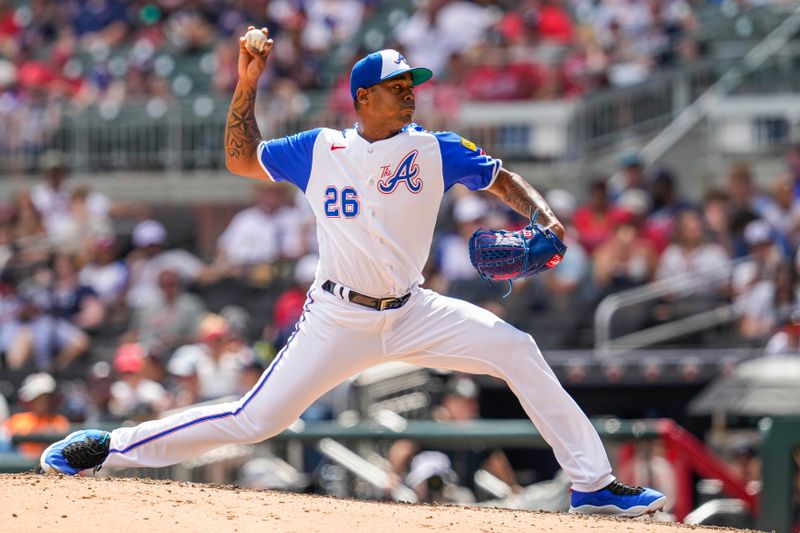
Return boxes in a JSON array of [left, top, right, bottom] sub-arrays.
[[351, 122, 420, 145]]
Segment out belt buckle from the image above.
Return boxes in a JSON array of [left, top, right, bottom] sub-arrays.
[[379, 299, 390, 311]]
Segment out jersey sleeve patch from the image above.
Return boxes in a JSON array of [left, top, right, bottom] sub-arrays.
[[461, 137, 478, 152], [257, 128, 323, 193], [434, 131, 502, 192]]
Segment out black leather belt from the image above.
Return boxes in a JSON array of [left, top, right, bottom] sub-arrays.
[[322, 280, 410, 311]]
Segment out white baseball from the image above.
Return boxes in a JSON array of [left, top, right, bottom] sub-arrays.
[[244, 29, 268, 52]]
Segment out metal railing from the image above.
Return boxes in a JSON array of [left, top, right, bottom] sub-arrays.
[[0, 94, 331, 175], [571, 59, 721, 154], [594, 255, 751, 355], [641, 4, 800, 164], [0, 98, 540, 174]]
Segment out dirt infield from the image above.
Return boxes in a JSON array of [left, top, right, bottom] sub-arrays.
[[1, 473, 756, 532]]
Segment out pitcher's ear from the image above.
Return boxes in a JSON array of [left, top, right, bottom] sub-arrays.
[[356, 87, 369, 107]]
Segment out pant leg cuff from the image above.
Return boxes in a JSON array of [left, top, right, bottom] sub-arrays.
[[571, 473, 615, 493]]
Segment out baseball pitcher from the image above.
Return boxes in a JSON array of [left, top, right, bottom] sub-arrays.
[[41, 26, 665, 517]]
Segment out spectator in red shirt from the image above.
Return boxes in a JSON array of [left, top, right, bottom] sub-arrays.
[[0, 0, 20, 57], [561, 25, 609, 97], [272, 254, 318, 346], [573, 178, 617, 254], [535, 0, 574, 45], [324, 75, 360, 125], [464, 47, 546, 101], [616, 188, 670, 254]]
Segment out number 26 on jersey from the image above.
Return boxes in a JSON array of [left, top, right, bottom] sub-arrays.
[[324, 186, 360, 218]]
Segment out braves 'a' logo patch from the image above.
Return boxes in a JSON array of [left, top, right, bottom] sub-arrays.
[[378, 150, 422, 194]]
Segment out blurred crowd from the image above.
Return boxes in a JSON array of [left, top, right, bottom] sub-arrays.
[[0, 0, 708, 102], [0, 0, 718, 160], [3, 143, 800, 461], [328, 0, 708, 117]]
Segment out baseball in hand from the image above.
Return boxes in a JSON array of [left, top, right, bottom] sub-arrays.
[[244, 28, 269, 52]]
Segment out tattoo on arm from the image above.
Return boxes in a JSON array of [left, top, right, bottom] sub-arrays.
[[225, 84, 261, 161], [499, 171, 558, 226]]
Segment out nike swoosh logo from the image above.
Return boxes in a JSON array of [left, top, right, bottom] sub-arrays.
[[331, 145, 346, 151]]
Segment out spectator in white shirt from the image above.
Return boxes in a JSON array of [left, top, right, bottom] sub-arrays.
[[79, 236, 130, 311], [393, 0, 498, 75], [436, 195, 488, 283], [165, 351, 203, 410], [761, 175, 800, 252], [48, 186, 113, 252], [30, 151, 72, 231], [544, 189, 590, 307], [739, 261, 800, 341], [126, 219, 214, 309], [764, 311, 800, 356], [734, 220, 783, 303], [656, 209, 731, 297], [653, 209, 731, 323], [167, 314, 253, 401], [31, 151, 111, 238], [217, 183, 308, 269], [109, 342, 169, 420]]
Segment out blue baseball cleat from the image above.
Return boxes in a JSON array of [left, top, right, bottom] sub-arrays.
[[39, 430, 111, 475], [570, 480, 667, 517]]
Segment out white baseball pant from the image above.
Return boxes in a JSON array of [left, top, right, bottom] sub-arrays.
[[104, 285, 614, 492]]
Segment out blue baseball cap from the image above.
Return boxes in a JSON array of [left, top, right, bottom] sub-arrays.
[[349, 49, 433, 100]]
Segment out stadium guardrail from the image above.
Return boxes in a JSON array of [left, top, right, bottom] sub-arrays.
[[641, 4, 800, 165], [7, 418, 657, 449], [594, 255, 752, 355]]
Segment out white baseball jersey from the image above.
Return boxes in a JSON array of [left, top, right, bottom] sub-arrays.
[[256, 124, 501, 297]]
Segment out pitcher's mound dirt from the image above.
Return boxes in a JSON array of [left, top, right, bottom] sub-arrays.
[[1, 474, 755, 532]]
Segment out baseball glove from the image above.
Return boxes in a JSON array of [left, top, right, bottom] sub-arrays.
[[469, 213, 567, 295]]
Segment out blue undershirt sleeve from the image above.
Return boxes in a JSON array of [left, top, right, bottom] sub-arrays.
[[257, 128, 322, 193], [433, 131, 502, 192]]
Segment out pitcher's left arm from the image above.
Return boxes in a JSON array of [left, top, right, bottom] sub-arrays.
[[485, 167, 565, 240]]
